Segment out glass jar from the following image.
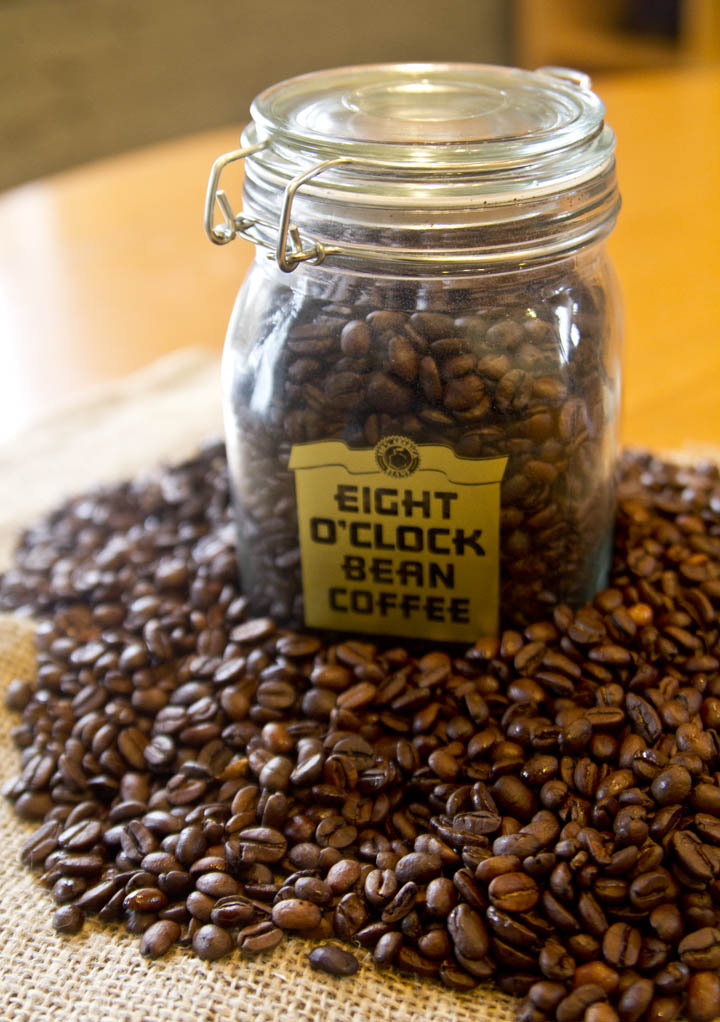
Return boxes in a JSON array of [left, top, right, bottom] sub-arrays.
[[205, 63, 622, 643]]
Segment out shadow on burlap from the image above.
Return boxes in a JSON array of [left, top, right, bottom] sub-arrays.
[[0, 614, 519, 1022]]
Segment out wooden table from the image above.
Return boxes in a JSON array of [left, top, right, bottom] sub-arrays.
[[0, 67, 718, 451]]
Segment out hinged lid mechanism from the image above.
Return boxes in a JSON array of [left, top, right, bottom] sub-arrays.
[[204, 63, 619, 273]]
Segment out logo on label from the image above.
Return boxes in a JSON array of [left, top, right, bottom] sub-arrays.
[[374, 436, 420, 478]]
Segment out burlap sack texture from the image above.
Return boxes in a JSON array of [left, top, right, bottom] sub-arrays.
[[0, 352, 519, 1021]]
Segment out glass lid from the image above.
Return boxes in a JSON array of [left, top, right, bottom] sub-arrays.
[[250, 63, 609, 169]]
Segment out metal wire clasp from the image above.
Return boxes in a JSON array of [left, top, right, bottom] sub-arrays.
[[275, 157, 349, 272], [204, 143, 267, 245], [204, 145, 349, 272]]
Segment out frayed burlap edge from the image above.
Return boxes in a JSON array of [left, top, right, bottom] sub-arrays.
[[0, 613, 518, 1022]]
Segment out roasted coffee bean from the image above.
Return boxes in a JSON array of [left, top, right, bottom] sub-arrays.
[[271, 899, 322, 931], [645, 996, 681, 1022], [307, 943, 359, 977], [574, 961, 619, 994], [678, 927, 720, 970], [650, 766, 692, 806], [192, 924, 234, 961], [447, 903, 489, 959], [52, 904, 85, 935], [326, 858, 361, 895], [603, 923, 642, 968], [556, 983, 608, 1022], [686, 971, 720, 1022], [373, 930, 402, 968], [585, 1006, 620, 1022], [210, 896, 255, 928], [237, 920, 284, 954], [617, 978, 654, 1022], [425, 877, 456, 918], [52, 876, 86, 904], [538, 940, 576, 982], [377, 881, 416, 924], [488, 872, 539, 912], [394, 852, 442, 885], [140, 920, 181, 959], [233, 827, 287, 863], [654, 962, 690, 996], [122, 887, 167, 913], [75, 878, 120, 914], [5, 678, 33, 712], [334, 893, 368, 939], [293, 877, 332, 905]]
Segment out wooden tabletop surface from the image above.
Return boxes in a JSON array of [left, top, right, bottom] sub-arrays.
[[0, 66, 718, 452]]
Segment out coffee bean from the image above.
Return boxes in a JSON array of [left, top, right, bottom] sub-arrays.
[[380, 882, 417, 924], [5, 678, 33, 712], [617, 978, 654, 1022], [140, 920, 181, 958], [686, 971, 720, 1022], [650, 766, 692, 806], [53, 905, 85, 935], [308, 944, 359, 977], [678, 927, 720, 970], [447, 903, 489, 959], [237, 920, 284, 954], [271, 899, 322, 931], [373, 930, 402, 968], [556, 983, 607, 1022], [603, 923, 642, 968], [233, 827, 287, 863], [192, 924, 234, 961], [585, 1005, 620, 1022], [425, 877, 456, 918], [488, 872, 539, 912], [334, 893, 368, 939], [394, 852, 442, 885], [645, 996, 681, 1022], [122, 887, 167, 912], [326, 859, 361, 895]]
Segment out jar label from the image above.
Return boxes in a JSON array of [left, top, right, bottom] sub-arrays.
[[289, 438, 507, 641]]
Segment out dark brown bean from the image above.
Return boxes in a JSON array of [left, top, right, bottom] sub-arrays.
[[192, 924, 234, 961], [686, 971, 720, 1022], [53, 905, 85, 935], [271, 899, 322, 931], [140, 920, 181, 958], [308, 944, 359, 977], [488, 872, 539, 912]]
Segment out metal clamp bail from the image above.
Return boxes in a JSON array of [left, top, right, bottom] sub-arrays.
[[204, 143, 267, 245], [275, 157, 350, 272]]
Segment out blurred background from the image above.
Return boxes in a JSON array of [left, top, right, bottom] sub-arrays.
[[2, 0, 719, 191]]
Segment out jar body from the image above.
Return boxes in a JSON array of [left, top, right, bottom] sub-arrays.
[[223, 245, 622, 636]]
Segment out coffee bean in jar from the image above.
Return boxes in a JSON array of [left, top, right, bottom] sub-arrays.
[[205, 64, 622, 641]]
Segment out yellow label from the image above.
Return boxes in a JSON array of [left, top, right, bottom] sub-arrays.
[[289, 437, 507, 642]]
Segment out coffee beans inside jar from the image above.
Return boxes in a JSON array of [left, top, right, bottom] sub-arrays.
[[211, 63, 622, 640], [2, 443, 720, 1022], [226, 271, 619, 635]]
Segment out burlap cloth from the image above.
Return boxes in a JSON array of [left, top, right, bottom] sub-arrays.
[[0, 349, 521, 1021]]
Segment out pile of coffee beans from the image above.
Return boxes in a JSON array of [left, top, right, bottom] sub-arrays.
[[2, 442, 720, 1022], [227, 276, 616, 626]]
